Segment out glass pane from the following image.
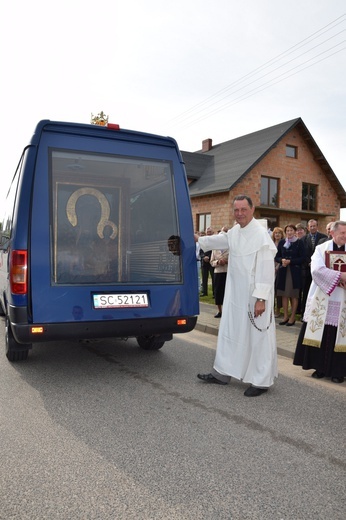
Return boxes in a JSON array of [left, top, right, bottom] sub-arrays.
[[198, 214, 211, 232], [286, 145, 296, 158], [269, 178, 278, 207], [302, 184, 308, 210], [261, 177, 268, 205], [205, 214, 211, 229], [51, 150, 181, 284], [309, 185, 316, 211], [260, 215, 277, 231]]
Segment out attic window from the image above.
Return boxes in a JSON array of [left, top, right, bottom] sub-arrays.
[[286, 145, 297, 158]]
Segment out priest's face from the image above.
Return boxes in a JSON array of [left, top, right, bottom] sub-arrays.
[[333, 224, 346, 247], [233, 199, 255, 228]]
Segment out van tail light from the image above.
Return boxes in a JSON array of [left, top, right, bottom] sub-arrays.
[[10, 250, 28, 294]]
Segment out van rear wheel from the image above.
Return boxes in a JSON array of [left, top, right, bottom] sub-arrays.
[[136, 335, 165, 350], [5, 318, 30, 362]]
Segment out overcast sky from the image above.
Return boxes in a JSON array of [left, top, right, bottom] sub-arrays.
[[1, 0, 345, 214]]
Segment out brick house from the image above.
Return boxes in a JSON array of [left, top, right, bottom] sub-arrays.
[[182, 118, 346, 233]]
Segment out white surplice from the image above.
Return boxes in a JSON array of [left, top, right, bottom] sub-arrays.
[[199, 218, 278, 387]]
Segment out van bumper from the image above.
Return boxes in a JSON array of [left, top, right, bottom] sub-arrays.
[[8, 306, 198, 345]]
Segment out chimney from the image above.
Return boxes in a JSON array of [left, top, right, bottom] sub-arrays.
[[202, 138, 212, 152]]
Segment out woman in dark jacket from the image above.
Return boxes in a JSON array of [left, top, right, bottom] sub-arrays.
[[275, 224, 306, 326]]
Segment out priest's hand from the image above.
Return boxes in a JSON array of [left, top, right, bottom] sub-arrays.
[[339, 272, 346, 288], [254, 299, 265, 318]]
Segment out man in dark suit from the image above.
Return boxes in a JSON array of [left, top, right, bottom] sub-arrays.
[[300, 219, 327, 317], [317, 221, 335, 245], [200, 227, 215, 296]]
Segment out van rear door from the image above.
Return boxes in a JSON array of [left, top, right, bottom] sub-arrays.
[[29, 124, 196, 329]]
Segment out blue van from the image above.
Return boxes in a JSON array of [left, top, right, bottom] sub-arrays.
[[0, 120, 198, 361]]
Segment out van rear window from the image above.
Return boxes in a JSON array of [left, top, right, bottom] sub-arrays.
[[50, 149, 181, 285]]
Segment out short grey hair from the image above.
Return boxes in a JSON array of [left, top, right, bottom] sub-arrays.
[[332, 221, 346, 231]]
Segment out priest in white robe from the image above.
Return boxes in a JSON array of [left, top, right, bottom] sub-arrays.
[[293, 220, 346, 383], [197, 195, 278, 397]]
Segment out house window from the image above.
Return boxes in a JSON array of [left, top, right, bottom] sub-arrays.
[[302, 183, 317, 211], [261, 177, 278, 207], [198, 213, 211, 232], [260, 215, 278, 232], [286, 145, 297, 158]]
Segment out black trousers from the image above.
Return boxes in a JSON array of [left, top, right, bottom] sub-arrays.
[[301, 268, 312, 316], [201, 262, 214, 296]]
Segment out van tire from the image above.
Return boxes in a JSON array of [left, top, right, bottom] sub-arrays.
[[136, 336, 165, 350], [5, 318, 30, 362]]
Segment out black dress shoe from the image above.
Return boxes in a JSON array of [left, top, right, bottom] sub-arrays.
[[331, 377, 344, 384], [214, 312, 222, 318], [311, 371, 325, 379], [197, 373, 228, 385], [244, 386, 268, 397], [286, 321, 295, 327], [279, 319, 289, 325]]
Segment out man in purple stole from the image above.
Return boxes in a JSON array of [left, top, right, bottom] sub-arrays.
[[294, 221, 346, 383]]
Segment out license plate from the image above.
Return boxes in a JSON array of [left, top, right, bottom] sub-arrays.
[[93, 293, 149, 309]]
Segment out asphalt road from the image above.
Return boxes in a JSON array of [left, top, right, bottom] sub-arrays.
[[0, 319, 345, 520]]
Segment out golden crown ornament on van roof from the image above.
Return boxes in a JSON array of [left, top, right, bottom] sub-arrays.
[[90, 111, 109, 126]]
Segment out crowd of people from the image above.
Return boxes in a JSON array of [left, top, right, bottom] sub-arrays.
[[197, 218, 331, 326], [271, 219, 331, 323], [195, 203, 346, 396]]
